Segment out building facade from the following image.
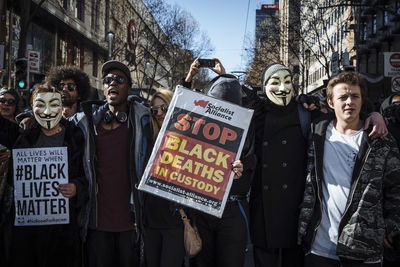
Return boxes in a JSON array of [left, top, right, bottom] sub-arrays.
[[300, 0, 351, 94], [0, 0, 173, 99], [353, 0, 400, 102]]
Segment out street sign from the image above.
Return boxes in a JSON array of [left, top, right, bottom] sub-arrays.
[[392, 76, 400, 92], [262, 4, 279, 9], [127, 20, 137, 52], [331, 52, 339, 76], [28, 50, 40, 74], [384, 52, 400, 77]]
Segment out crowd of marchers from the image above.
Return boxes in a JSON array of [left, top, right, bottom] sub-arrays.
[[0, 57, 400, 267]]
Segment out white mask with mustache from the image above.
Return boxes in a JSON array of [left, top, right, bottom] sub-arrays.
[[263, 69, 294, 106], [33, 92, 63, 129]]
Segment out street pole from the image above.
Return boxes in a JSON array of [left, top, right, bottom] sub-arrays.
[[107, 31, 114, 61], [7, 5, 12, 88]]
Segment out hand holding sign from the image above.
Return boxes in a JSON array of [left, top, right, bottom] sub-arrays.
[[58, 183, 76, 198], [232, 160, 243, 179]]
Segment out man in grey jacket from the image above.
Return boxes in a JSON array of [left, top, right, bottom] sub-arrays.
[[298, 71, 400, 267]]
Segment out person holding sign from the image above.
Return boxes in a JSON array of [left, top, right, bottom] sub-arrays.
[[143, 89, 187, 267], [0, 83, 87, 267], [183, 58, 255, 267]]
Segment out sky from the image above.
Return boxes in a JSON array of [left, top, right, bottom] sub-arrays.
[[165, 0, 275, 74]]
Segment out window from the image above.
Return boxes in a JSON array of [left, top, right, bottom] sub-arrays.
[[62, 0, 70, 10], [383, 10, 389, 26], [91, 0, 100, 31], [361, 21, 367, 41], [57, 36, 81, 66], [76, 0, 85, 22], [372, 13, 377, 35], [93, 51, 98, 77], [341, 26, 344, 41], [333, 32, 337, 46]]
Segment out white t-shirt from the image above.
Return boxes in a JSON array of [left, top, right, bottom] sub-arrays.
[[311, 122, 364, 260]]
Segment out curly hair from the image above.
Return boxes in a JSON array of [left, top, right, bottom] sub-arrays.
[[45, 66, 91, 101]]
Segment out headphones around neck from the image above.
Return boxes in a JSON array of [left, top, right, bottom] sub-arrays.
[[103, 110, 128, 124]]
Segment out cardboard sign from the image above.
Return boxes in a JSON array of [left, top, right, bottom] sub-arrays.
[[138, 86, 253, 217], [13, 147, 69, 226]]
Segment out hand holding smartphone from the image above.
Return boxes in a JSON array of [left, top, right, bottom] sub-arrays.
[[198, 59, 216, 68]]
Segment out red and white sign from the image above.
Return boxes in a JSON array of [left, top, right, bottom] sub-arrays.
[[127, 20, 137, 52], [384, 52, 400, 77], [392, 76, 400, 92], [28, 50, 40, 74], [138, 86, 253, 218], [262, 4, 279, 9]]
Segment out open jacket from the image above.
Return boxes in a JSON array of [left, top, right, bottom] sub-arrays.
[[298, 114, 400, 262], [71, 97, 152, 240]]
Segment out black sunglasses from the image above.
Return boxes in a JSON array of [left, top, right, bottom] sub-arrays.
[[57, 83, 77, 91], [150, 104, 168, 116], [103, 75, 125, 85], [0, 98, 16, 105]]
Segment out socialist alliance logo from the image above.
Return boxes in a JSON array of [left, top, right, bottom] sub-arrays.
[[194, 100, 209, 108]]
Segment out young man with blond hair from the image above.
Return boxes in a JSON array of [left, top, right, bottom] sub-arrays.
[[298, 71, 400, 267]]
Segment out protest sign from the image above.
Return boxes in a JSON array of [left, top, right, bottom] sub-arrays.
[[13, 147, 69, 226], [138, 86, 253, 217]]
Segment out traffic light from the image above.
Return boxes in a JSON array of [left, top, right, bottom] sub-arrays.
[[15, 58, 28, 90]]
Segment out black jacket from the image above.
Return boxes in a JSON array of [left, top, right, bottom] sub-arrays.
[[0, 118, 88, 232], [249, 99, 308, 248]]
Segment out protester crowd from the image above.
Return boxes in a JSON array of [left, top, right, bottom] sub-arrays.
[[0, 57, 399, 267]]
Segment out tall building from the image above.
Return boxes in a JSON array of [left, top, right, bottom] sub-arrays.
[[255, 2, 280, 49], [300, 1, 352, 94]]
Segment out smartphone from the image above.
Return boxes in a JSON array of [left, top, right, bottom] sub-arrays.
[[198, 59, 215, 68]]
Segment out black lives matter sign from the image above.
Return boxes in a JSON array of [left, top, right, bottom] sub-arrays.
[[13, 147, 69, 226]]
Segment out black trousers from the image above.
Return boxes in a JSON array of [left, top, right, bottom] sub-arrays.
[[144, 227, 185, 267], [190, 200, 248, 267], [254, 245, 304, 267], [304, 253, 382, 267], [10, 224, 81, 267], [86, 229, 138, 267]]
